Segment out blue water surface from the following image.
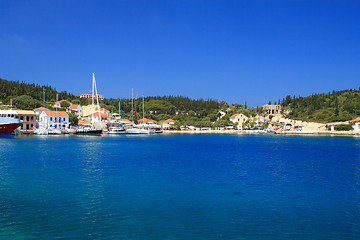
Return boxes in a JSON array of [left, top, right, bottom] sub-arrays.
[[0, 134, 360, 239]]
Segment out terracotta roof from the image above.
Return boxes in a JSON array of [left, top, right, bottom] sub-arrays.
[[230, 113, 240, 118], [69, 104, 80, 109], [121, 119, 135, 125], [55, 99, 72, 104], [86, 112, 110, 118], [349, 119, 360, 122], [139, 118, 157, 123], [164, 119, 174, 123], [34, 107, 50, 111], [43, 111, 69, 117], [100, 108, 109, 112]]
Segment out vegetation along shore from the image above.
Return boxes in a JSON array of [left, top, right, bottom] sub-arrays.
[[1, 77, 360, 135]]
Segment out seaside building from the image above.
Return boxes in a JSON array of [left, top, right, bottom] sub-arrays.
[[162, 119, 175, 129], [120, 119, 135, 125], [230, 113, 249, 124], [39, 111, 69, 129], [85, 112, 111, 123], [82, 105, 101, 117], [262, 104, 281, 115], [138, 118, 157, 124], [34, 107, 50, 115], [82, 105, 109, 117], [68, 104, 83, 116], [16, 110, 37, 134], [100, 108, 110, 116], [53, 99, 72, 108], [80, 94, 104, 100]]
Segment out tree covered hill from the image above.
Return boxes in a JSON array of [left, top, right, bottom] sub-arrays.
[[0, 77, 75, 108], [3, 76, 359, 124], [0, 77, 227, 126], [281, 88, 360, 122]]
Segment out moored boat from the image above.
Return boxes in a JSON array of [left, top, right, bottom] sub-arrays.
[[108, 125, 126, 134], [75, 73, 103, 136], [0, 110, 21, 137]]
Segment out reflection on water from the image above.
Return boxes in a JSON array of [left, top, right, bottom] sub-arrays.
[[0, 135, 360, 239]]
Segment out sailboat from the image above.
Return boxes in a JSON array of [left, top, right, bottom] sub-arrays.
[[35, 88, 49, 135], [108, 101, 126, 134], [75, 73, 103, 135], [125, 89, 141, 134], [139, 96, 149, 134]]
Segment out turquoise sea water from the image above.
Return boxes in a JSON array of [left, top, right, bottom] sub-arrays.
[[0, 134, 360, 239]]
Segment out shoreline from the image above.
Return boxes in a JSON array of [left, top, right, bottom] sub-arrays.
[[162, 129, 360, 136]]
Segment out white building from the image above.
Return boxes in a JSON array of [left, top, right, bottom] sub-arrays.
[[162, 119, 175, 129], [230, 113, 249, 124], [33, 107, 50, 115], [86, 112, 110, 122], [53, 100, 72, 108], [39, 111, 70, 129], [68, 104, 83, 116]]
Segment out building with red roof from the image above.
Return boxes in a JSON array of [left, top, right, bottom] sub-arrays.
[[162, 119, 175, 129], [120, 119, 135, 125], [34, 107, 50, 115], [39, 111, 69, 129], [85, 112, 110, 122], [229, 113, 249, 125], [53, 99, 72, 108], [68, 104, 83, 116]]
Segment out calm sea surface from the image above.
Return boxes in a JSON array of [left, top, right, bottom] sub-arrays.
[[0, 134, 360, 239]]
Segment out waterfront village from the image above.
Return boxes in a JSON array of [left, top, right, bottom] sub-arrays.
[[2, 92, 360, 136]]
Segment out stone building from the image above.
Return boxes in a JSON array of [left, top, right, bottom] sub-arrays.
[[262, 104, 281, 115]]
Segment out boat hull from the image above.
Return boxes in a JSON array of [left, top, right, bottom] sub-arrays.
[[125, 128, 141, 134], [108, 130, 126, 134], [75, 129, 103, 135], [0, 123, 21, 136]]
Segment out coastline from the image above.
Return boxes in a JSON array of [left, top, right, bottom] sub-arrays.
[[162, 129, 360, 136]]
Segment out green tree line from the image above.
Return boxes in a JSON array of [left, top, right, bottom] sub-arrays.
[[281, 88, 360, 122]]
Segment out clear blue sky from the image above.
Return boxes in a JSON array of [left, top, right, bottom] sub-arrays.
[[1, 0, 359, 106]]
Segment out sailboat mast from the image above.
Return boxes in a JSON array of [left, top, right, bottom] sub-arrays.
[[56, 93, 59, 129], [119, 101, 122, 121], [93, 73, 101, 122], [131, 88, 134, 123], [143, 96, 144, 126], [43, 88, 45, 108], [91, 73, 94, 125]]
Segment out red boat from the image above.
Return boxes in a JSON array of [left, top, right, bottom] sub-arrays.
[[0, 110, 21, 136]]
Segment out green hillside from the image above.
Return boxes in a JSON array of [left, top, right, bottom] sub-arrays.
[[281, 88, 360, 122]]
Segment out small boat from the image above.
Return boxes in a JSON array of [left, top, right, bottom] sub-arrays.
[[35, 128, 49, 135], [48, 129, 61, 135], [125, 128, 141, 134], [108, 125, 126, 134], [75, 125, 102, 135], [139, 128, 149, 134]]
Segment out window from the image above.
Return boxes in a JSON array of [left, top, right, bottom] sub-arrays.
[[26, 116, 29, 121], [50, 117, 52, 121], [63, 117, 66, 121], [20, 116, 23, 120], [31, 124, 33, 127]]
